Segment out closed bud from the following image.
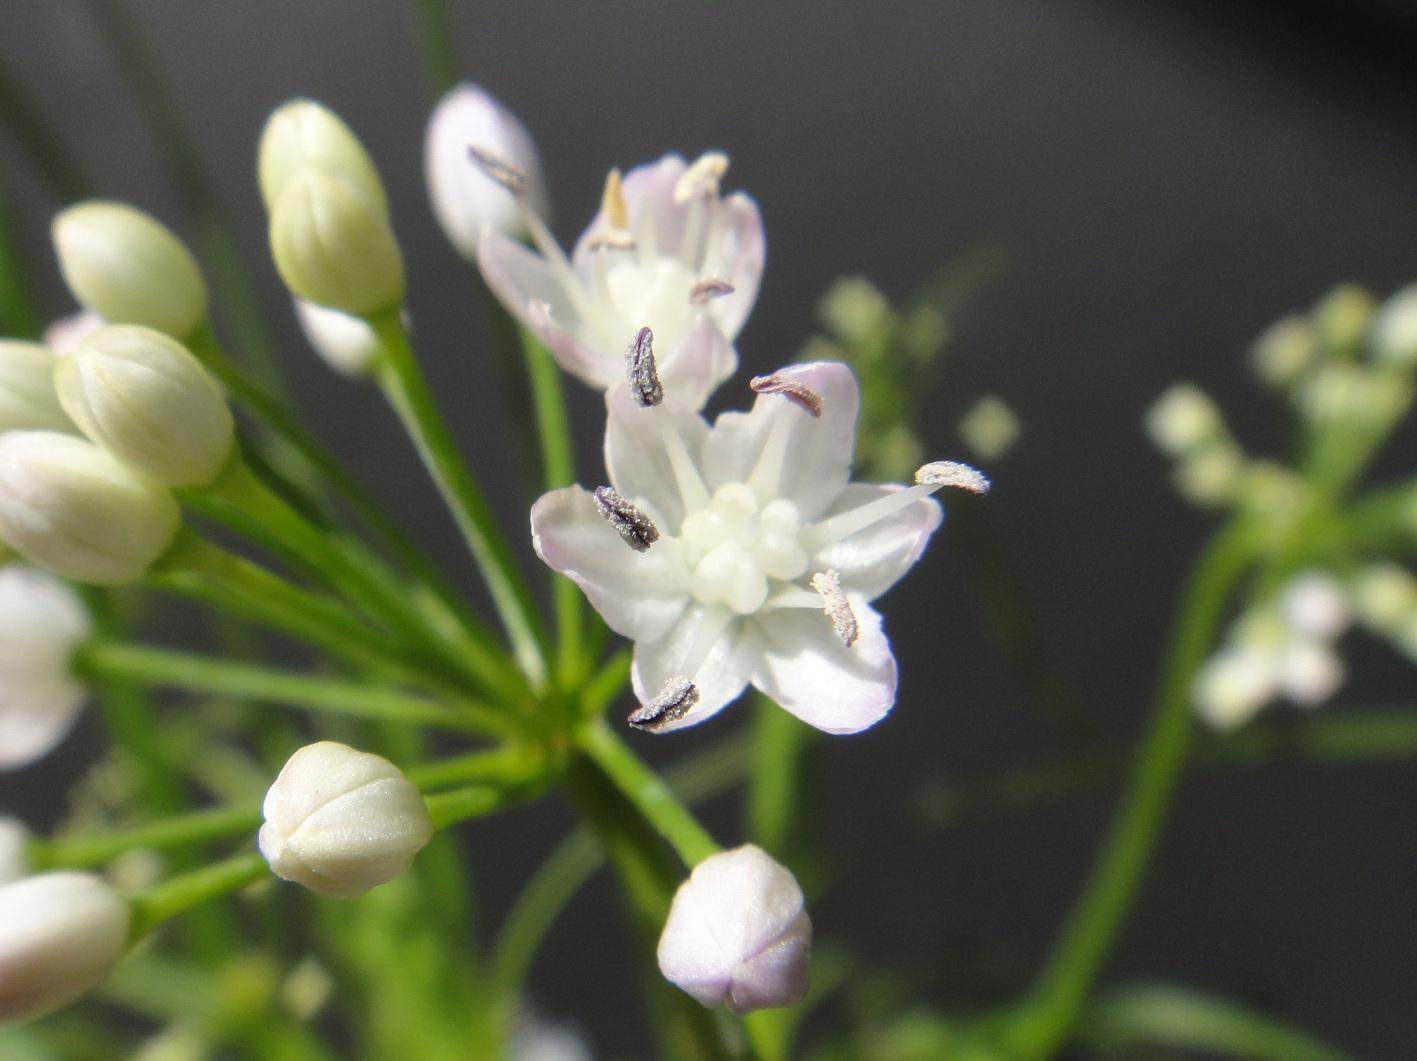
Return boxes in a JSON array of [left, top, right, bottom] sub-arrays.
[[1146, 383, 1224, 456], [1371, 283, 1417, 368], [293, 299, 380, 377], [1192, 645, 1278, 732], [269, 169, 405, 316], [1312, 283, 1375, 355], [51, 202, 207, 340], [57, 325, 234, 487], [1250, 315, 1316, 387], [1352, 563, 1417, 633], [0, 819, 27, 884], [258, 99, 387, 217], [0, 872, 130, 1022], [0, 340, 74, 433], [657, 844, 811, 1014], [0, 431, 180, 585], [259, 741, 433, 898], [425, 83, 548, 257], [1280, 571, 1350, 641]]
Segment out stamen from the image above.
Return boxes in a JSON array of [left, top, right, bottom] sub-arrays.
[[593, 486, 660, 551], [625, 326, 663, 408], [745, 405, 799, 499], [601, 167, 631, 230], [915, 460, 992, 495], [467, 146, 527, 196], [658, 418, 712, 512], [749, 374, 824, 417], [673, 151, 730, 203], [689, 278, 736, 305], [627, 676, 699, 731], [810, 569, 859, 647], [801, 483, 938, 552]]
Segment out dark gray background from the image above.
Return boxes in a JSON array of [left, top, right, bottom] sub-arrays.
[[3, 1, 1417, 1056]]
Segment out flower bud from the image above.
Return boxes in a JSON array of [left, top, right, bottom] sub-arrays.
[[1146, 383, 1224, 456], [1280, 571, 1350, 642], [1278, 639, 1344, 707], [258, 99, 388, 217], [424, 83, 547, 257], [657, 844, 811, 1014], [1371, 283, 1417, 368], [1351, 563, 1417, 633], [293, 299, 380, 377], [1250, 315, 1316, 387], [0, 871, 130, 1022], [56, 325, 234, 487], [1192, 645, 1278, 731], [0, 819, 28, 884], [269, 169, 405, 316], [0, 340, 74, 433], [43, 310, 105, 355], [259, 741, 433, 898], [0, 566, 91, 770], [0, 431, 181, 586], [51, 202, 207, 340]]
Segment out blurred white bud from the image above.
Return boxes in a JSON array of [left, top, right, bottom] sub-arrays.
[[1280, 571, 1350, 641], [280, 956, 334, 1021], [1351, 563, 1417, 633], [1278, 639, 1344, 708], [1313, 283, 1375, 354], [258, 99, 388, 217], [0, 566, 91, 770], [958, 395, 1021, 462], [259, 741, 433, 898], [1370, 283, 1417, 368], [293, 299, 380, 376], [1173, 444, 1244, 506], [43, 310, 105, 356], [818, 276, 891, 345], [0, 340, 75, 433], [0, 818, 28, 884], [1146, 383, 1223, 456], [1299, 363, 1412, 429], [0, 871, 131, 1022], [1192, 645, 1279, 732], [51, 202, 207, 340], [56, 325, 234, 487], [657, 844, 811, 1014], [509, 1015, 592, 1061], [1250, 315, 1316, 387], [0, 431, 181, 586], [425, 83, 547, 258], [269, 169, 405, 316]]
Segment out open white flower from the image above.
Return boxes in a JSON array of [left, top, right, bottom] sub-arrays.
[[0, 567, 91, 770], [531, 362, 976, 734], [478, 151, 764, 409]]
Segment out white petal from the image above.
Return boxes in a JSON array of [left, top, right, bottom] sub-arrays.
[[751, 598, 896, 734], [631, 605, 752, 732], [812, 484, 944, 600], [654, 316, 737, 413], [701, 362, 859, 520], [604, 387, 710, 532], [530, 486, 689, 642], [699, 192, 764, 341], [571, 154, 688, 263]]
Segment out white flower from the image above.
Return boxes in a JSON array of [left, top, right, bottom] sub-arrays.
[[0, 818, 29, 883], [478, 151, 764, 409], [0, 567, 91, 769], [293, 299, 381, 376], [531, 362, 963, 735], [657, 844, 811, 1014], [425, 82, 548, 257], [259, 741, 434, 898], [0, 340, 74, 433], [0, 871, 131, 1022]]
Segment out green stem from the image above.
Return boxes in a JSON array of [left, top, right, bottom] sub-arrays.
[[369, 308, 548, 683], [1003, 521, 1255, 1057], [424, 784, 515, 829], [746, 697, 813, 853], [410, 0, 459, 97], [0, 173, 39, 337], [405, 742, 547, 791], [75, 641, 509, 736], [30, 802, 261, 870], [127, 851, 268, 940], [576, 720, 719, 866]]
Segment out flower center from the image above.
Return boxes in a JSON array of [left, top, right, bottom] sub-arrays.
[[677, 482, 809, 614], [593, 255, 699, 352]]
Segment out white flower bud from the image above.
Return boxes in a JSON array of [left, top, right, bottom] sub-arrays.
[[1250, 315, 1316, 387], [1280, 571, 1350, 642], [1370, 283, 1417, 368], [425, 83, 548, 258], [1192, 645, 1279, 732], [1278, 639, 1344, 707], [269, 169, 405, 316], [0, 819, 28, 884], [293, 299, 380, 377], [0, 566, 91, 770], [51, 202, 207, 340], [0, 431, 181, 586], [56, 324, 234, 487], [0, 340, 74, 433], [258, 99, 388, 217], [259, 741, 433, 898], [43, 310, 105, 355], [0, 871, 131, 1022], [1351, 563, 1417, 633], [657, 844, 811, 1014], [958, 395, 1021, 462], [1146, 384, 1223, 456]]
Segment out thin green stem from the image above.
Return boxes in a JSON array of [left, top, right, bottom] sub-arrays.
[[424, 784, 515, 829], [410, 0, 459, 97], [30, 802, 261, 870], [582, 648, 631, 720], [127, 851, 268, 941], [1003, 521, 1255, 1057], [369, 308, 549, 683], [746, 697, 813, 853], [0, 174, 39, 337], [576, 720, 719, 867], [406, 742, 547, 791]]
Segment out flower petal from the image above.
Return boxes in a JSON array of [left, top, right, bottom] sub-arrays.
[[572, 154, 688, 263], [631, 605, 753, 732], [531, 486, 689, 642], [604, 387, 710, 531], [700, 192, 764, 341], [656, 316, 737, 412], [751, 598, 896, 734], [813, 484, 944, 600], [701, 361, 859, 519]]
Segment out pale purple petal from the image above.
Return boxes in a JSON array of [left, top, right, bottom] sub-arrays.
[[604, 386, 710, 531], [572, 154, 688, 263], [656, 316, 737, 412], [751, 598, 896, 734], [531, 487, 688, 642], [631, 605, 752, 732], [700, 362, 859, 519], [813, 485, 944, 601], [699, 193, 764, 340]]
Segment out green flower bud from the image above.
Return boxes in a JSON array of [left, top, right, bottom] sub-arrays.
[[51, 201, 207, 339], [56, 325, 235, 487], [269, 168, 405, 316], [0, 340, 75, 433], [0, 431, 180, 585], [258, 99, 387, 217]]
